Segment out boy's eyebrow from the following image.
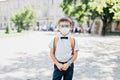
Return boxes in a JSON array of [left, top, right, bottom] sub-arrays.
[[59, 24, 71, 25], [58, 18, 72, 24]]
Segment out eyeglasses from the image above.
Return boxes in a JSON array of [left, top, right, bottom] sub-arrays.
[[58, 24, 71, 27]]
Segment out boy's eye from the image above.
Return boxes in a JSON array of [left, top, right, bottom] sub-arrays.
[[59, 24, 70, 27]]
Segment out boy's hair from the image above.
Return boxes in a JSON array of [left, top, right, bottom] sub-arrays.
[[58, 17, 72, 25]]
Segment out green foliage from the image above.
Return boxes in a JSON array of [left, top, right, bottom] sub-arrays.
[[61, 0, 120, 35], [5, 23, 10, 34], [109, 0, 120, 20], [11, 6, 36, 32]]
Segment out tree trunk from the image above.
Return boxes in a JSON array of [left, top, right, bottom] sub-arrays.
[[88, 19, 95, 33], [102, 19, 107, 36], [17, 24, 22, 33], [108, 22, 112, 33]]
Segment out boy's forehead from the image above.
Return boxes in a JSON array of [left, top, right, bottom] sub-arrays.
[[59, 21, 70, 24]]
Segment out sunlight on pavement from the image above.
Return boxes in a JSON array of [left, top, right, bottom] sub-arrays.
[[0, 32, 120, 80]]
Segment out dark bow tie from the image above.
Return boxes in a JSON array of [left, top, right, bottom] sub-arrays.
[[61, 37, 68, 39]]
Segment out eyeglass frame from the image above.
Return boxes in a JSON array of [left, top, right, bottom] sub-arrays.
[[58, 24, 71, 28]]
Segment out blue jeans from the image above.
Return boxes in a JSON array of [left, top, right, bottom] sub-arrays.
[[52, 63, 74, 80]]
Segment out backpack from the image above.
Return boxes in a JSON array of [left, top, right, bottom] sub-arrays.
[[53, 36, 75, 55]]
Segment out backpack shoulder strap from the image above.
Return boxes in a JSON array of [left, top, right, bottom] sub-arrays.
[[53, 36, 59, 54], [70, 36, 75, 55]]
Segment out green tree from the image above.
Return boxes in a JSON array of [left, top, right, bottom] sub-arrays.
[[61, 0, 120, 35], [11, 6, 36, 32], [5, 22, 11, 34]]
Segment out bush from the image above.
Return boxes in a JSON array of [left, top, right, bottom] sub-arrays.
[[5, 23, 10, 34]]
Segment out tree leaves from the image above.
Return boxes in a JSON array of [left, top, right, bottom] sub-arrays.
[[61, 0, 120, 35], [11, 6, 36, 32], [61, 0, 120, 23]]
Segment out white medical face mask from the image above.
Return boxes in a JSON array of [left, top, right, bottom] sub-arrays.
[[59, 27, 70, 36]]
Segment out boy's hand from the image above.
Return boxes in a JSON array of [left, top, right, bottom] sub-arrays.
[[62, 63, 70, 71], [56, 63, 64, 71]]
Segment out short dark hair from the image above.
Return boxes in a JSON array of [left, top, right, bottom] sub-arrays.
[[58, 17, 72, 25]]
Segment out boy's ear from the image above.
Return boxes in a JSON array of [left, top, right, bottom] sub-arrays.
[[70, 26, 73, 31], [56, 25, 60, 32], [57, 24, 60, 28]]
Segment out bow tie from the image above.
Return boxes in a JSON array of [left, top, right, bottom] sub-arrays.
[[61, 37, 68, 39]]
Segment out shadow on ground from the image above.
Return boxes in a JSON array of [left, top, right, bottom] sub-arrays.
[[0, 51, 53, 80], [0, 36, 120, 80], [74, 41, 120, 80]]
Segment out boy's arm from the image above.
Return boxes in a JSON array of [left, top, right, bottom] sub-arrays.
[[69, 50, 78, 63], [62, 50, 78, 71], [50, 48, 63, 71], [70, 38, 79, 63], [50, 48, 59, 65]]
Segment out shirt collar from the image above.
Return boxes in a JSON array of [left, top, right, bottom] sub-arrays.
[[59, 33, 71, 38]]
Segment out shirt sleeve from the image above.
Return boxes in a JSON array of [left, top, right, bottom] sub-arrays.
[[48, 38, 54, 49], [74, 38, 79, 51]]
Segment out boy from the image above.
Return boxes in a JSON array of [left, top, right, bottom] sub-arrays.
[[49, 17, 79, 80]]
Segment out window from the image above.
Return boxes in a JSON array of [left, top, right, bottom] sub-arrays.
[[0, 16, 1, 20], [36, 0, 40, 3], [4, 16, 7, 21], [50, 0, 54, 5], [49, 8, 54, 17], [0, 23, 2, 28], [52, 0, 54, 4], [58, 8, 64, 16], [44, 0, 48, 5], [36, 0, 40, 5], [54, 0, 62, 4], [43, 11, 48, 17]]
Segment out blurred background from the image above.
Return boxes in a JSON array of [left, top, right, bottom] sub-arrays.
[[0, 0, 120, 35], [0, 0, 120, 80]]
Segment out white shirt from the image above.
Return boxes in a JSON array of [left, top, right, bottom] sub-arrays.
[[49, 34, 79, 62]]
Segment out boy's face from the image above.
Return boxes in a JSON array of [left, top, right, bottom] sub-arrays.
[[57, 21, 72, 36], [58, 21, 72, 30]]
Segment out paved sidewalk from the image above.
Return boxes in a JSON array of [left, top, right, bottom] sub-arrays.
[[0, 32, 120, 80]]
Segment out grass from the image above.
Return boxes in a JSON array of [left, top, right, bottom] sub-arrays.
[[0, 30, 32, 38]]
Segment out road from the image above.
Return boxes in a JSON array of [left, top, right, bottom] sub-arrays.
[[0, 31, 120, 80]]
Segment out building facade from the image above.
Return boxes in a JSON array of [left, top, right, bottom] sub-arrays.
[[0, 0, 119, 34], [0, 0, 64, 30]]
